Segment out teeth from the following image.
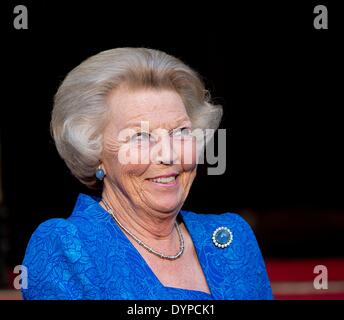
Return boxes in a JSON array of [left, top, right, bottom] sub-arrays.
[[151, 176, 176, 184]]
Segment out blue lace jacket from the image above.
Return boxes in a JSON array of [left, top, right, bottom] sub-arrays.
[[22, 193, 273, 300]]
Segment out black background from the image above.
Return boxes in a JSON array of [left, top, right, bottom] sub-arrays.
[[0, 1, 343, 267]]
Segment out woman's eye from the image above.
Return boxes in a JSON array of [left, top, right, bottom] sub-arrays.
[[131, 132, 152, 143], [172, 127, 192, 137]]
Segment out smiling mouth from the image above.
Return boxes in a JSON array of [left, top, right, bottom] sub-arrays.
[[147, 174, 179, 185]]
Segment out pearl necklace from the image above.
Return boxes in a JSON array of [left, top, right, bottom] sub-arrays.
[[101, 198, 185, 260]]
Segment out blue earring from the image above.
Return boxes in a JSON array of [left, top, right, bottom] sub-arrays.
[[95, 166, 105, 181]]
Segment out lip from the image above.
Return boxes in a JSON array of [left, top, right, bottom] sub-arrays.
[[146, 173, 180, 187], [147, 172, 179, 180]]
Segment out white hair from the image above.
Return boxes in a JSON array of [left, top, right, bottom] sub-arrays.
[[51, 47, 223, 188]]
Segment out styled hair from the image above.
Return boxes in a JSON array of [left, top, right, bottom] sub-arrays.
[[51, 47, 223, 188]]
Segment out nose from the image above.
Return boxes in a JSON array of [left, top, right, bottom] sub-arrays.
[[152, 134, 179, 165]]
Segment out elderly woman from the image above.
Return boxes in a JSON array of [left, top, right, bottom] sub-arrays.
[[22, 48, 272, 300]]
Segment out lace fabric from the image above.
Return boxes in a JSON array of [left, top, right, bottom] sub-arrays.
[[22, 193, 273, 300]]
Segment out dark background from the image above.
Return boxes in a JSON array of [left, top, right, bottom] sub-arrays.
[[0, 1, 343, 285]]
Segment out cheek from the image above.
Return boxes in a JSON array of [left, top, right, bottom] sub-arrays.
[[122, 163, 150, 178], [175, 139, 197, 172], [109, 161, 150, 186], [103, 138, 150, 181]]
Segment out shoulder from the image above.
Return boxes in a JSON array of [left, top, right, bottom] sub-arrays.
[[181, 210, 245, 223], [181, 210, 263, 260], [182, 211, 272, 300], [29, 217, 78, 236], [24, 218, 80, 253], [181, 210, 256, 239], [23, 217, 83, 265], [22, 218, 87, 299], [181, 210, 273, 299], [181, 210, 264, 257]]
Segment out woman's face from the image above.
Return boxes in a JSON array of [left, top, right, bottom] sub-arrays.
[[102, 86, 197, 214]]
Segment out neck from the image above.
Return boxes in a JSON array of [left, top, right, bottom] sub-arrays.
[[101, 180, 179, 242]]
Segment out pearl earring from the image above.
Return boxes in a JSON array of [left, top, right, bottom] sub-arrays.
[[95, 166, 105, 180]]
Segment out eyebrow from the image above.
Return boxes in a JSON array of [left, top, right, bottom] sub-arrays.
[[125, 117, 191, 130]]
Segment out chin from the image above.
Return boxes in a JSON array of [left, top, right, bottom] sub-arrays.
[[149, 196, 182, 213]]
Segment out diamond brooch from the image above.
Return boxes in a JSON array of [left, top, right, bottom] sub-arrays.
[[212, 226, 233, 248]]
